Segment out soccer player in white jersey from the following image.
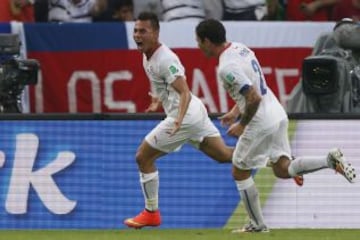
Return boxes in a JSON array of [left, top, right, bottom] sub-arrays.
[[123, 12, 234, 229], [195, 19, 356, 233]]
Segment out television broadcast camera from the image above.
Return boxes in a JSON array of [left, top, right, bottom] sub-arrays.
[[287, 19, 360, 113], [0, 33, 39, 113]]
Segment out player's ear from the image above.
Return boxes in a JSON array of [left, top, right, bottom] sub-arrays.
[[202, 38, 210, 46]]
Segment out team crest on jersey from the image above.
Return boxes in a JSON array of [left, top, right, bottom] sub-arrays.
[[169, 65, 179, 74], [225, 73, 235, 84]]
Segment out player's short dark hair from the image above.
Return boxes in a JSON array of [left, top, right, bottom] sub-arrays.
[[137, 11, 160, 31], [196, 19, 226, 45]]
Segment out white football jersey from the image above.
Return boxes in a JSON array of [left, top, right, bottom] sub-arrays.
[[143, 44, 198, 118], [218, 42, 287, 129]]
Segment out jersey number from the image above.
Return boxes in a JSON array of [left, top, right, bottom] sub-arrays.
[[251, 59, 267, 95]]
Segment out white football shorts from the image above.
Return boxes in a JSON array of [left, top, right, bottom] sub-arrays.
[[232, 119, 291, 169], [145, 99, 220, 153]]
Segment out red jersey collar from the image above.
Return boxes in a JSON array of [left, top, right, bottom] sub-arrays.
[[219, 42, 232, 57]]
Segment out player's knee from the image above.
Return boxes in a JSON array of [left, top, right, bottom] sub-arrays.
[[272, 156, 291, 178], [135, 150, 146, 166], [232, 166, 251, 181], [135, 148, 159, 171], [272, 168, 288, 178]]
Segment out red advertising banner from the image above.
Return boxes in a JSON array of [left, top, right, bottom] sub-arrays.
[[25, 21, 333, 113], [28, 47, 311, 113]]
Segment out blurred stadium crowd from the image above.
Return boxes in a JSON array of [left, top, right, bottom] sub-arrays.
[[0, 0, 359, 23]]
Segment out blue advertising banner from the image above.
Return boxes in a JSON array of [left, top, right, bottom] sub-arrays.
[[0, 119, 238, 229], [24, 22, 129, 52]]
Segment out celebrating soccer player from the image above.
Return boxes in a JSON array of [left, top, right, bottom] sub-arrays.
[[123, 12, 234, 229], [195, 19, 356, 233]]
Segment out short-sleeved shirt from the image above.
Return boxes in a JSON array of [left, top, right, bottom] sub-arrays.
[[143, 44, 220, 152], [143, 44, 188, 118], [217, 42, 287, 130]]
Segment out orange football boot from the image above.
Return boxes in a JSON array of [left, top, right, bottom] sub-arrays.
[[124, 209, 161, 229]]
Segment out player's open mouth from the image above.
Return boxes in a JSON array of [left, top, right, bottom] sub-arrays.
[[135, 41, 143, 47]]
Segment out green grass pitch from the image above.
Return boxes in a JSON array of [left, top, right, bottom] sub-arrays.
[[1, 229, 360, 240]]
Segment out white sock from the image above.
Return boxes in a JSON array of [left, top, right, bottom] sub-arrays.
[[288, 156, 328, 177], [140, 171, 159, 211], [236, 177, 266, 228]]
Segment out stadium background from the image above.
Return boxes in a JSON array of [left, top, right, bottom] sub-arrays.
[[1, 21, 334, 113], [0, 21, 359, 230]]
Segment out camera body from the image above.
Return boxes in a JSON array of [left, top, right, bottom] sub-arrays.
[[0, 34, 39, 113], [300, 21, 360, 113]]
